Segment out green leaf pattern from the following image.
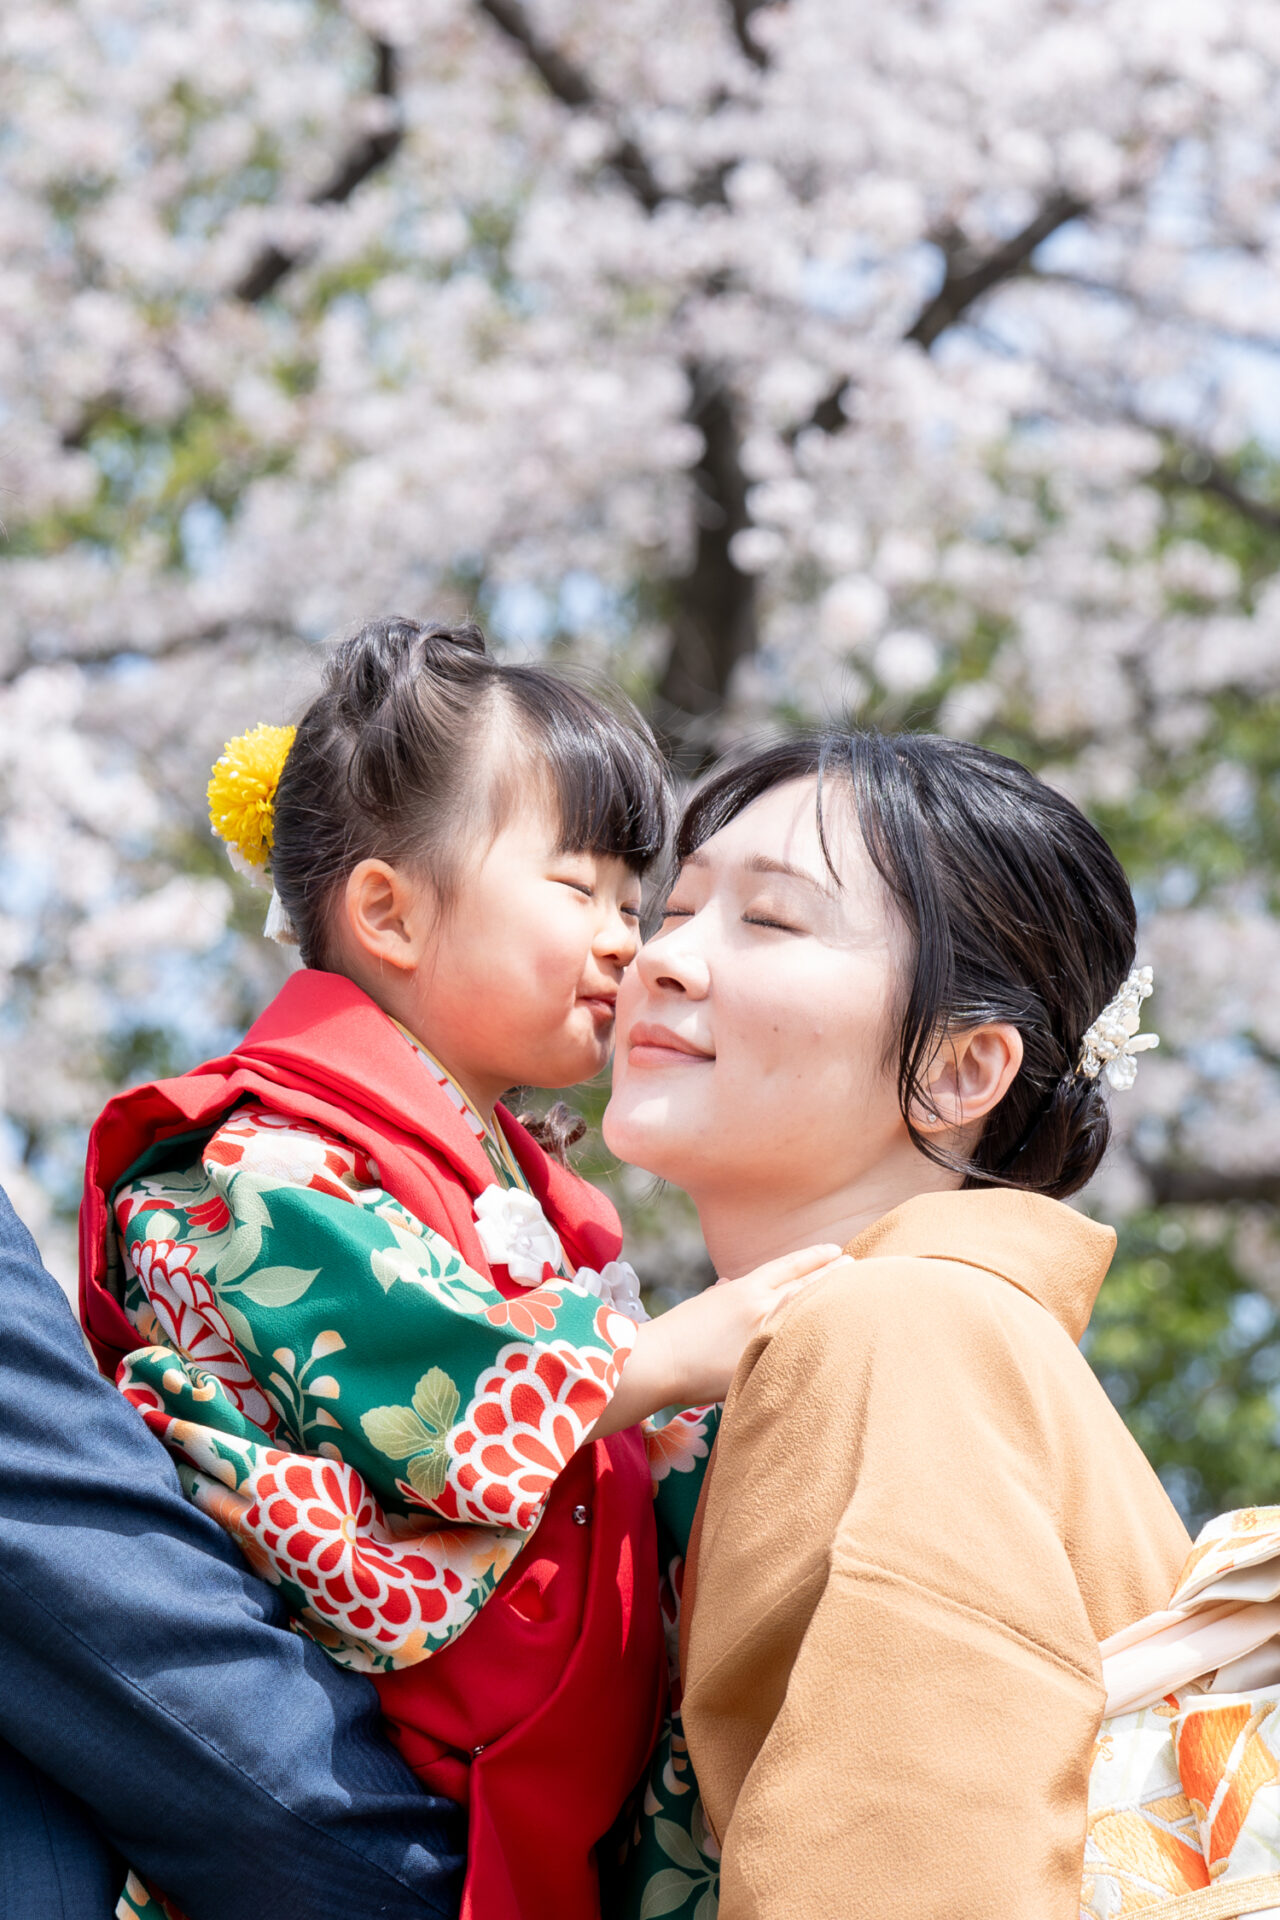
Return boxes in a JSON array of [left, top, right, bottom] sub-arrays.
[[361, 1364, 460, 1507]]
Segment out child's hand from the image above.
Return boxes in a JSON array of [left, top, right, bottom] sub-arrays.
[[590, 1245, 849, 1439]]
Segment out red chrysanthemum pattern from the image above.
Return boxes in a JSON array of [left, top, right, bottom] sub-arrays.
[[186, 1194, 232, 1234], [647, 1406, 712, 1486], [116, 1366, 171, 1441], [205, 1104, 379, 1201], [483, 1286, 562, 1339], [125, 1237, 278, 1433], [441, 1314, 633, 1529], [242, 1449, 478, 1660]]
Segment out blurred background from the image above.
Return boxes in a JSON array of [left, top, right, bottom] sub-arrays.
[[4, 0, 1280, 1528]]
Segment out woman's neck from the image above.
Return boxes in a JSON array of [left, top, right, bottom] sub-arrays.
[[693, 1146, 963, 1279]]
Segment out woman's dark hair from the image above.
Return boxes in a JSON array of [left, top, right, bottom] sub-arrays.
[[679, 731, 1139, 1200], [272, 616, 671, 1112]]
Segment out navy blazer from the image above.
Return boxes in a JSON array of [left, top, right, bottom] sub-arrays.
[[0, 1183, 465, 1917]]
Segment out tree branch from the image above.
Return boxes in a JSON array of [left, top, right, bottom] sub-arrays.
[[61, 39, 404, 445], [1028, 267, 1280, 362], [0, 617, 296, 686], [726, 0, 770, 67], [1161, 444, 1280, 536], [907, 191, 1088, 349], [797, 191, 1089, 443], [1138, 1161, 1280, 1208], [475, 0, 664, 211], [233, 39, 403, 302]]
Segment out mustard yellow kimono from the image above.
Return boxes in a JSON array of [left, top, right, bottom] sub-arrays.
[[679, 1189, 1190, 1920]]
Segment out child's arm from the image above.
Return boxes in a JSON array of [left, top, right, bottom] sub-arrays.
[[588, 1245, 846, 1440]]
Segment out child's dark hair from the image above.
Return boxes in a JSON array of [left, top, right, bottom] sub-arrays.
[[679, 730, 1140, 1200], [273, 609, 670, 989]]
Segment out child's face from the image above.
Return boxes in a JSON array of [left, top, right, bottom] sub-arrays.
[[395, 797, 643, 1111]]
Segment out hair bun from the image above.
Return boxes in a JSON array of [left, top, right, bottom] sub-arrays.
[[417, 619, 486, 659], [334, 617, 488, 716], [1006, 1069, 1112, 1201]]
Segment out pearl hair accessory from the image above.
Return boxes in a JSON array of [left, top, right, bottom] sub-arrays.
[[1076, 965, 1160, 1091]]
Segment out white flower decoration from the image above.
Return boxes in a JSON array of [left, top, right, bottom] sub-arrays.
[[1077, 964, 1160, 1092], [573, 1260, 649, 1325], [472, 1186, 563, 1286]]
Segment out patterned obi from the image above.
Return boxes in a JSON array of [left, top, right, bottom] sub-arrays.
[[1084, 1509, 1280, 1919]]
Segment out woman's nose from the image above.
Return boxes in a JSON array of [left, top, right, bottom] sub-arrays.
[[635, 921, 711, 999]]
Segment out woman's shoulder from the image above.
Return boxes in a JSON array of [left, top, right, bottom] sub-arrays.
[[775, 1245, 1061, 1360], [744, 1242, 1113, 1457]]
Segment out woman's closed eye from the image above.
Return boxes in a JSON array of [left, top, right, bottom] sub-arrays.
[[742, 903, 804, 934]]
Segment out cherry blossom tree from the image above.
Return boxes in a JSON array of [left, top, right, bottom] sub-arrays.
[[4, 0, 1280, 1510]]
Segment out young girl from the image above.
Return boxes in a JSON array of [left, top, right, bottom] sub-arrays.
[[79, 617, 833, 1920]]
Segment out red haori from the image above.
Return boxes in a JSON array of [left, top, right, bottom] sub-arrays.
[[81, 968, 664, 1920]]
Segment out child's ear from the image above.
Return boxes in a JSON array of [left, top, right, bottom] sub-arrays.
[[342, 859, 428, 972]]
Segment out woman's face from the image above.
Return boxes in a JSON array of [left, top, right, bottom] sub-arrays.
[[604, 776, 912, 1208]]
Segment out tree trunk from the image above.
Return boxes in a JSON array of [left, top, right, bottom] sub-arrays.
[[655, 374, 757, 769]]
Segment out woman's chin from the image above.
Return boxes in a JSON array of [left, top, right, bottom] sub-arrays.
[[602, 1105, 710, 1190], [602, 1094, 697, 1180]]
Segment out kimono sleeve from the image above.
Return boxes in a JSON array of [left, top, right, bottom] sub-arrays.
[[115, 1103, 638, 1534]]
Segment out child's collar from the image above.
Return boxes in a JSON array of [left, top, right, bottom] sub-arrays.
[[387, 1017, 529, 1192]]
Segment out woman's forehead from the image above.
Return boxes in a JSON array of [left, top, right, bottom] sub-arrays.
[[693, 775, 859, 880]]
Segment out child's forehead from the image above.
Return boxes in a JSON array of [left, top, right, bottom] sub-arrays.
[[486, 808, 641, 874], [476, 682, 670, 875]]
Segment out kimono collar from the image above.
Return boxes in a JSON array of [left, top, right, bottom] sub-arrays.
[[388, 1018, 529, 1192], [844, 1187, 1116, 1345]]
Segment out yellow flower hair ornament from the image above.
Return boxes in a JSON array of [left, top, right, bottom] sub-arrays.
[[207, 723, 299, 944]]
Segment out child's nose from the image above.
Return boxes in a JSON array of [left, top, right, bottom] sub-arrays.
[[597, 907, 639, 966]]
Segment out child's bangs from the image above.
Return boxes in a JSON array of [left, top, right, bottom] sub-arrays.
[[506, 670, 671, 875]]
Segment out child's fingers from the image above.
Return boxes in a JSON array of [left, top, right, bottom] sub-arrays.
[[739, 1242, 844, 1290], [764, 1256, 856, 1325]]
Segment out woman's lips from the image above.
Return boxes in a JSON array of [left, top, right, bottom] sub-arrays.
[[626, 1021, 715, 1068]]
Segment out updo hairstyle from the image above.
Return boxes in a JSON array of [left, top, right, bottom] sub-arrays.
[[679, 731, 1139, 1201], [273, 614, 670, 974]]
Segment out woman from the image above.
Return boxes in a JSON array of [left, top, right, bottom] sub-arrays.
[[604, 730, 1189, 1919]]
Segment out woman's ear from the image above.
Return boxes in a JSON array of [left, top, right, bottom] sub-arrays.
[[915, 1023, 1024, 1135], [341, 859, 429, 972]]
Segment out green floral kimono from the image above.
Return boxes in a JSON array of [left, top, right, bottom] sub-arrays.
[[111, 1095, 645, 1669]]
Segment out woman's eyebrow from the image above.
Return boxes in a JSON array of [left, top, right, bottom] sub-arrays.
[[743, 853, 837, 897]]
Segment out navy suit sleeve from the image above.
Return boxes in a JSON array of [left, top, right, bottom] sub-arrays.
[[0, 1184, 465, 1920]]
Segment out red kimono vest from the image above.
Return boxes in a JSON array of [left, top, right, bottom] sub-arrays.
[[80, 970, 664, 1920]]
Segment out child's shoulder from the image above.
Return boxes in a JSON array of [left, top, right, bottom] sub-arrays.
[[116, 1100, 381, 1224]]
